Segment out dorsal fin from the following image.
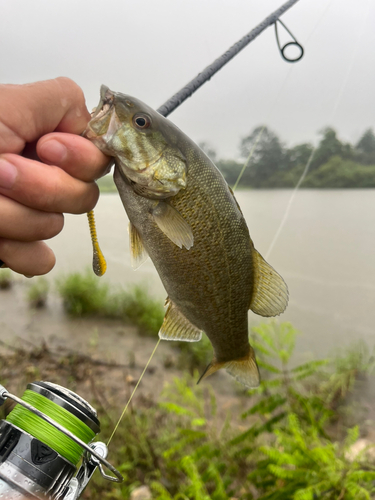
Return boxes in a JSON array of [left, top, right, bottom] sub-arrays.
[[159, 299, 202, 342], [128, 222, 149, 270], [250, 249, 289, 317]]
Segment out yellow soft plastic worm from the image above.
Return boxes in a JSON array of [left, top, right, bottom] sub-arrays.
[[87, 210, 107, 276]]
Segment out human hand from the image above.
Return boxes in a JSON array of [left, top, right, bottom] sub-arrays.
[[0, 77, 109, 276]]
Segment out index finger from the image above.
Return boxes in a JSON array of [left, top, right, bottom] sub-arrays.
[[0, 77, 91, 155]]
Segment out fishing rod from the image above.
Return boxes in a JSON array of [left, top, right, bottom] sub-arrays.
[[157, 0, 303, 117], [0, 2, 304, 499]]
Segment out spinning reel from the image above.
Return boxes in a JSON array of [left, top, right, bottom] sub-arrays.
[[0, 381, 123, 499]]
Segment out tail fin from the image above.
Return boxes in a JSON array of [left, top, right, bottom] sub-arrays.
[[197, 348, 260, 388]]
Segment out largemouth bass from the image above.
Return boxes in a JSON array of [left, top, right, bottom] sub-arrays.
[[84, 85, 288, 388]]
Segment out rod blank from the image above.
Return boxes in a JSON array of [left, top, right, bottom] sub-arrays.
[[157, 0, 301, 118]]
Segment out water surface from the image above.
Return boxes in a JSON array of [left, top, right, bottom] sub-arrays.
[[48, 189, 375, 359]]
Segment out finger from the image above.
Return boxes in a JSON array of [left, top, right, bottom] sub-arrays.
[[0, 195, 64, 241], [0, 77, 91, 154], [0, 239, 56, 276], [37, 133, 111, 182], [0, 154, 99, 214]]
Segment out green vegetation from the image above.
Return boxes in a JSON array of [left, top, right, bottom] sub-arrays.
[[27, 277, 50, 308], [109, 284, 165, 336], [84, 322, 375, 500], [0, 268, 13, 289], [56, 269, 164, 335], [56, 269, 110, 316], [202, 126, 375, 189], [1, 316, 374, 498], [98, 127, 375, 191]]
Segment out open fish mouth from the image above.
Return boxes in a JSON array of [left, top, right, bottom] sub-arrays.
[[84, 86, 120, 145], [90, 85, 114, 120], [91, 102, 111, 120]]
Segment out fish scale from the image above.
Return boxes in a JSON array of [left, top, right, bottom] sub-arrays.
[[85, 85, 288, 388]]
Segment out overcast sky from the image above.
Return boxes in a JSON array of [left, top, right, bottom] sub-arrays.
[[1, 0, 374, 158]]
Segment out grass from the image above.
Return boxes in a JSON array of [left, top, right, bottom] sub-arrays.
[[55, 270, 215, 365], [56, 269, 110, 316], [27, 277, 50, 308], [109, 284, 165, 336], [0, 268, 13, 289], [1, 322, 375, 499], [56, 270, 164, 335], [85, 323, 375, 500]]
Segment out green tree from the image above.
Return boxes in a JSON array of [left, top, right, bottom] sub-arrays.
[[303, 156, 375, 188], [286, 142, 314, 170], [310, 127, 352, 171], [355, 128, 375, 165], [239, 126, 287, 187], [215, 159, 243, 186]]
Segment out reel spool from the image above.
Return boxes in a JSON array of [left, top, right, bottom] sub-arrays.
[[0, 381, 123, 499]]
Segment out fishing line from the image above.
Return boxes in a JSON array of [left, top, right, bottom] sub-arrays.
[[232, 125, 266, 192], [6, 389, 96, 465], [101, 2, 306, 447], [157, 0, 301, 116], [231, 0, 337, 197], [107, 338, 161, 447], [264, 0, 372, 260], [265, 148, 315, 260], [95, 0, 333, 446]]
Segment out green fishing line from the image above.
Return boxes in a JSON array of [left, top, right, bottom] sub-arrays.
[[6, 389, 95, 464]]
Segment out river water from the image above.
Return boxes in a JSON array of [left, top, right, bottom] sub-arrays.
[[47, 189, 375, 360]]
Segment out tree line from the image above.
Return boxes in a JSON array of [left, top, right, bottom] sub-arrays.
[[200, 126, 375, 188]]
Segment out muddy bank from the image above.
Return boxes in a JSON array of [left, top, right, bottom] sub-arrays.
[[0, 280, 250, 420]]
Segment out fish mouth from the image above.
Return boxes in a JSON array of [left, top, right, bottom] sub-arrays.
[[83, 85, 119, 146], [90, 85, 114, 121]]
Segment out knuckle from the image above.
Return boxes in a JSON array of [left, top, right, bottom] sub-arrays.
[[55, 77, 86, 107], [39, 213, 64, 240]]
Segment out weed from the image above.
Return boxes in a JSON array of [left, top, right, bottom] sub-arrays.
[[56, 269, 110, 316], [0, 269, 13, 289], [2, 321, 374, 499], [110, 284, 164, 336], [56, 271, 164, 335], [175, 333, 213, 372], [27, 277, 50, 308]]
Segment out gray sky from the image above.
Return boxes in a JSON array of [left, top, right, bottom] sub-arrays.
[[1, 0, 374, 159]]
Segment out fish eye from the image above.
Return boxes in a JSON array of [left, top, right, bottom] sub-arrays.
[[133, 114, 151, 129]]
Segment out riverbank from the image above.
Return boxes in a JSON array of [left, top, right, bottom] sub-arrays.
[[2, 278, 375, 498]]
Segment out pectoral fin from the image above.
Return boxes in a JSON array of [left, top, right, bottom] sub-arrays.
[[152, 202, 194, 250], [159, 298, 202, 342], [250, 249, 289, 317], [128, 222, 149, 270], [198, 347, 260, 388]]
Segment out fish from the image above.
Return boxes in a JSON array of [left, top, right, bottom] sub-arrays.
[[84, 85, 288, 388]]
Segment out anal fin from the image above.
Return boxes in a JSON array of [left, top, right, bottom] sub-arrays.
[[128, 222, 149, 270], [159, 299, 202, 342], [250, 249, 289, 317], [152, 201, 194, 250], [198, 347, 260, 388]]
